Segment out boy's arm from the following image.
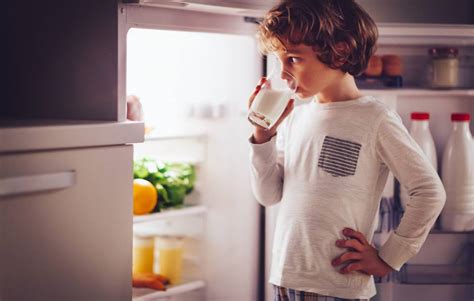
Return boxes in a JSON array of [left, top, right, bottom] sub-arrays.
[[248, 131, 285, 207], [375, 110, 446, 271]]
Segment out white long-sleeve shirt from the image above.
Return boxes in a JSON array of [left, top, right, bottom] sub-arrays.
[[249, 96, 446, 299]]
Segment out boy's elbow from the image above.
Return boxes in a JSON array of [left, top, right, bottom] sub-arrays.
[[429, 176, 446, 212], [437, 182, 447, 210], [255, 193, 282, 207]]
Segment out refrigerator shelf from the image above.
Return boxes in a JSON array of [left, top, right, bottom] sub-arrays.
[[143, 122, 207, 142], [133, 205, 207, 224], [360, 88, 474, 97], [374, 230, 474, 236], [145, 131, 207, 142], [428, 230, 474, 235], [399, 264, 474, 285], [132, 280, 206, 300], [377, 23, 474, 46]]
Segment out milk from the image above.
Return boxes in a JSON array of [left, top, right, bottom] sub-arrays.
[[441, 113, 474, 231], [400, 113, 438, 212], [248, 88, 294, 129]]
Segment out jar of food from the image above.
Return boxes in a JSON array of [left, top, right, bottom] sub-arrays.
[[133, 235, 155, 273], [428, 47, 459, 89], [364, 55, 383, 77], [155, 235, 184, 284], [382, 54, 402, 77]]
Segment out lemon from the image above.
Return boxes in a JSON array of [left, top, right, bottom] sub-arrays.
[[133, 179, 158, 215]]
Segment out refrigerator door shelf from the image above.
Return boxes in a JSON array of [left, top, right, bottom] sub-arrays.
[[400, 264, 474, 284]]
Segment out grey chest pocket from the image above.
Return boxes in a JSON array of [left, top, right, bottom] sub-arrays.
[[318, 136, 361, 177]]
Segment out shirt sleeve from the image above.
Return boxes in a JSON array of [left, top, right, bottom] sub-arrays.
[[248, 126, 286, 207], [375, 110, 446, 271]]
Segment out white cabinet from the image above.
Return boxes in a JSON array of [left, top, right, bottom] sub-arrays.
[[0, 145, 134, 300], [3, 1, 144, 300]]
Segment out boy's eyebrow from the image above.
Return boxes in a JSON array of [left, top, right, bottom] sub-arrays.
[[284, 48, 304, 55]]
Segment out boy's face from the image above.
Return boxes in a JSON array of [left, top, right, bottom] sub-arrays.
[[274, 42, 343, 99]]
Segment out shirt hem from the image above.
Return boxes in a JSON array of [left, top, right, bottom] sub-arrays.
[[269, 274, 376, 300]]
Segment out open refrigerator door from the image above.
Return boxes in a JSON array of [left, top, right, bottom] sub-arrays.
[[263, 23, 474, 301], [361, 24, 474, 301]]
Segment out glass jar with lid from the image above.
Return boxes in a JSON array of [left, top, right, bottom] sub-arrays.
[[155, 235, 185, 284], [133, 235, 155, 273], [428, 47, 459, 89]]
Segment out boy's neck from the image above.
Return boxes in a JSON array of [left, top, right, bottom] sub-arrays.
[[316, 73, 362, 104]]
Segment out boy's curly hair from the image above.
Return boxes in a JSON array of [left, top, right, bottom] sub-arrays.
[[257, 0, 378, 76]]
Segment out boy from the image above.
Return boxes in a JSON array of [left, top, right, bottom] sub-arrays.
[[248, 0, 446, 300]]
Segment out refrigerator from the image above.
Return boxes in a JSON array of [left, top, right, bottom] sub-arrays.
[[2, 0, 474, 301], [123, 2, 474, 301]]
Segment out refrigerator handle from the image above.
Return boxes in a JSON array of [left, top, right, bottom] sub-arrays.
[[0, 171, 76, 197]]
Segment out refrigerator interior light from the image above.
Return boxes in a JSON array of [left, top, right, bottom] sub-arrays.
[[131, 0, 267, 17], [141, 0, 189, 7]]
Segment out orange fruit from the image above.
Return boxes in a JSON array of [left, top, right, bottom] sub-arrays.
[[133, 179, 158, 215]]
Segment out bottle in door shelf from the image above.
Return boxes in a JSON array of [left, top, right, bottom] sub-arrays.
[[441, 113, 474, 231], [400, 113, 438, 220]]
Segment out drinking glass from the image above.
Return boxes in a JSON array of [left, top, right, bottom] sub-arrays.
[[248, 70, 297, 129]]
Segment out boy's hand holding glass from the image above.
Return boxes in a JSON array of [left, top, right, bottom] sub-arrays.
[[331, 228, 394, 277], [247, 72, 296, 144]]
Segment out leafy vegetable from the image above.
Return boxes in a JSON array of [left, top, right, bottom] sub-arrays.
[[133, 157, 196, 210]]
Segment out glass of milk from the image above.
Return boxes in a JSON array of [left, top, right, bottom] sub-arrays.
[[248, 71, 297, 129]]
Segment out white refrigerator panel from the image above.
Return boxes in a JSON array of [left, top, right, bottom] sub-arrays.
[[0, 145, 133, 301]]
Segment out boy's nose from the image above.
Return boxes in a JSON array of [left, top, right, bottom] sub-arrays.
[[280, 71, 297, 90], [280, 70, 295, 81]]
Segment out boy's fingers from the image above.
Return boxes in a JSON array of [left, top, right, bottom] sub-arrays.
[[331, 251, 362, 266], [343, 228, 369, 246], [340, 262, 363, 274], [247, 77, 267, 109], [335, 239, 364, 252], [273, 99, 295, 128]]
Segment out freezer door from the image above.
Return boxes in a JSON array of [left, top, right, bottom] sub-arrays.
[[0, 145, 133, 301]]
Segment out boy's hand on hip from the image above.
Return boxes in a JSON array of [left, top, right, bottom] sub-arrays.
[[331, 228, 394, 277]]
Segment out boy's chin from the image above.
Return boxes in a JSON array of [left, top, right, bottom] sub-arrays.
[[296, 91, 315, 101]]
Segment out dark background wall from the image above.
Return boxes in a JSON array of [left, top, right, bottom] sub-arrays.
[[357, 0, 474, 24], [5, 1, 119, 121], [4, 0, 473, 120]]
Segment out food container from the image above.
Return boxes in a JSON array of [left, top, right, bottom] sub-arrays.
[[133, 235, 155, 273], [364, 55, 383, 77], [381, 55, 402, 77], [428, 47, 459, 88], [155, 235, 184, 284]]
